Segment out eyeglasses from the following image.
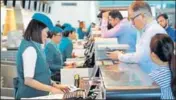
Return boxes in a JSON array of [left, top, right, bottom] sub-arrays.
[[128, 13, 143, 21]]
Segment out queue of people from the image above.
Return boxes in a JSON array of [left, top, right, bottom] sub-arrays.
[[105, 1, 175, 99]]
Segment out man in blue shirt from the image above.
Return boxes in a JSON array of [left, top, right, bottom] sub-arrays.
[[157, 13, 176, 43], [101, 10, 137, 53]]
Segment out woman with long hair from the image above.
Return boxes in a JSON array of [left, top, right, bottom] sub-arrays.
[[149, 34, 175, 99]]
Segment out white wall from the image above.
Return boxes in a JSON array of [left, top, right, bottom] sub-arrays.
[[1, 1, 99, 33], [50, 1, 99, 28], [21, 11, 52, 30], [21, 0, 53, 30]]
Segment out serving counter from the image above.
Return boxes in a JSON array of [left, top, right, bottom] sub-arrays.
[[99, 63, 160, 99], [94, 47, 161, 99]]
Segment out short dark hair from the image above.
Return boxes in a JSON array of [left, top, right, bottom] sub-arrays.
[[97, 11, 105, 18], [109, 10, 123, 20], [108, 23, 113, 29], [56, 24, 63, 29], [61, 26, 66, 30], [47, 31, 58, 39], [23, 19, 47, 43], [157, 13, 168, 20], [63, 30, 74, 37]]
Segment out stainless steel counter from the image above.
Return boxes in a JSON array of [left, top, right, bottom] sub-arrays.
[[100, 63, 157, 89], [99, 63, 160, 99], [95, 47, 161, 99]]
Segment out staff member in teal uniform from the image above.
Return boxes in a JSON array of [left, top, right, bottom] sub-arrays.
[[59, 26, 76, 62], [61, 23, 72, 30], [45, 26, 73, 82], [15, 13, 69, 99], [77, 21, 87, 39], [45, 26, 63, 82]]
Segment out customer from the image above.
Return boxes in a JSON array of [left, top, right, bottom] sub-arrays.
[[101, 10, 137, 52], [15, 13, 69, 99], [149, 34, 175, 99], [157, 13, 176, 42], [107, 1, 167, 73], [87, 22, 96, 37], [97, 10, 113, 30]]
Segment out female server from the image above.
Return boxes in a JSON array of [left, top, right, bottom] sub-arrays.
[[15, 13, 69, 99], [45, 26, 73, 82], [61, 23, 72, 30], [45, 26, 63, 82], [59, 26, 76, 62], [77, 21, 87, 39]]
